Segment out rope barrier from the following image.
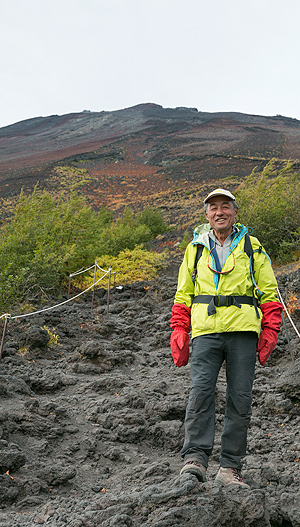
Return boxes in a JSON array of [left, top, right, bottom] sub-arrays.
[[0, 263, 114, 361], [96, 263, 109, 273], [69, 265, 96, 278], [68, 261, 113, 299], [1, 273, 299, 362], [15, 271, 109, 319], [277, 287, 300, 341], [1, 270, 109, 322], [0, 313, 11, 320]]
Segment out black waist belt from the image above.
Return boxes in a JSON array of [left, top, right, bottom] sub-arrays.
[[192, 294, 255, 316]]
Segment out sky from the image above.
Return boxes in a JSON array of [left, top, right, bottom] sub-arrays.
[[1, 0, 300, 129]]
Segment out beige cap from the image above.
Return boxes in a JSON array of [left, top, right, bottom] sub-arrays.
[[203, 188, 236, 204]]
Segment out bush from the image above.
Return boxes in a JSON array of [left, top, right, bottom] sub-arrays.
[[136, 207, 168, 237], [236, 160, 300, 262], [80, 246, 167, 289], [0, 189, 110, 308], [99, 208, 152, 256], [0, 190, 169, 310], [179, 230, 191, 251], [98, 206, 168, 256]]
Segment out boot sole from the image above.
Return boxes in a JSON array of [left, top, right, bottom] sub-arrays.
[[215, 476, 250, 488]]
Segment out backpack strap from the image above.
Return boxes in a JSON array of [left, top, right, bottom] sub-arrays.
[[192, 244, 204, 283], [244, 233, 261, 318], [244, 233, 253, 259]]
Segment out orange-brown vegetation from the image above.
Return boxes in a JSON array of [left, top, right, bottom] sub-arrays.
[[1, 104, 300, 222]]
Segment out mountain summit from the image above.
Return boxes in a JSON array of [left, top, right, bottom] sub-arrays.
[[1, 104, 300, 215]]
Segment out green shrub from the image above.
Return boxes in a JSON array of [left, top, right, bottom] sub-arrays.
[[0, 190, 169, 310], [0, 189, 109, 308], [236, 160, 300, 262], [98, 206, 168, 256], [136, 207, 168, 237], [179, 230, 191, 251], [99, 208, 152, 256], [80, 246, 167, 289]]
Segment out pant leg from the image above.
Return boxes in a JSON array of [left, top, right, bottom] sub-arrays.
[[181, 333, 225, 468], [220, 331, 257, 469]]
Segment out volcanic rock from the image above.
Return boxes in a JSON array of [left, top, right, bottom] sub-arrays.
[[0, 268, 299, 526]]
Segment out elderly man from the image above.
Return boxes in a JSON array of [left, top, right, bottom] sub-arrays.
[[170, 188, 282, 487]]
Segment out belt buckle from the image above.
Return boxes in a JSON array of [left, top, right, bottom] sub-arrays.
[[214, 295, 220, 307], [216, 295, 228, 307]]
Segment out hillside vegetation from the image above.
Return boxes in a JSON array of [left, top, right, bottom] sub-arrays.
[[2, 105, 300, 220], [0, 189, 167, 311], [0, 160, 299, 313], [236, 160, 300, 263], [0, 108, 300, 526]]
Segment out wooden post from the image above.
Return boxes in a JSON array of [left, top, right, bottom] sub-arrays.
[[0, 317, 9, 363], [91, 259, 97, 309], [68, 275, 72, 299], [107, 266, 112, 318]]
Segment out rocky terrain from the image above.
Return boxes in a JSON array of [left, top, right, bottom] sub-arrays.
[[0, 255, 299, 527], [0, 103, 300, 525], [1, 104, 300, 218]]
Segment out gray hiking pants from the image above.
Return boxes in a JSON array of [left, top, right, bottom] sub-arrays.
[[181, 331, 257, 469]]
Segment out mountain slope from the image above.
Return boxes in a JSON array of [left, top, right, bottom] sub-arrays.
[[1, 104, 300, 218]]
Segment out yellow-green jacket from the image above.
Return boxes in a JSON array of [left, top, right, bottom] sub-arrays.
[[174, 223, 279, 339]]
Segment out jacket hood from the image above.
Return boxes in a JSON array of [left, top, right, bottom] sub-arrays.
[[191, 222, 248, 248], [191, 223, 211, 245]]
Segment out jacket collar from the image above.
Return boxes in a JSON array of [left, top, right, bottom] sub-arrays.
[[191, 222, 248, 248]]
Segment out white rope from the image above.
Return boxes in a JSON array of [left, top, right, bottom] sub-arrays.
[[1, 270, 109, 321], [70, 263, 112, 278], [0, 313, 11, 320], [96, 263, 110, 273], [69, 264, 99, 277], [277, 287, 300, 340]]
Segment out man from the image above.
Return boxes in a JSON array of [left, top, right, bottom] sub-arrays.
[[170, 188, 282, 487]]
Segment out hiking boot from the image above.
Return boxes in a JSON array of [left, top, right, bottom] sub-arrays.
[[180, 460, 207, 482], [215, 467, 250, 488]]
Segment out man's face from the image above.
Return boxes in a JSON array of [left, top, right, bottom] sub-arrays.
[[205, 196, 238, 236]]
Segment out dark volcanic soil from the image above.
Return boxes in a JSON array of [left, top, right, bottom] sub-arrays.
[[0, 259, 299, 527], [1, 104, 300, 217]]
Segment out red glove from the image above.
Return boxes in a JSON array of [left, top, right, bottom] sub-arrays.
[[170, 304, 191, 367], [257, 327, 279, 366], [170, 329, 190, 367], [257, 301, 283, 366]]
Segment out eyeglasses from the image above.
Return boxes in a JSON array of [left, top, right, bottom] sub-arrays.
[[207, 248, 235, 275]]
